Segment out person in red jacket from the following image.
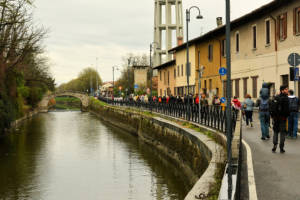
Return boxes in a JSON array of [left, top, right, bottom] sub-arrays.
[[232, 96, 241, 110]]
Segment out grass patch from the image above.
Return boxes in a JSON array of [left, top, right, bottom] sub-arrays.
[[207, 162, 226, 200]]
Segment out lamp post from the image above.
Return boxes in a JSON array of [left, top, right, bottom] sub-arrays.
[[225, 0, 233, 199], [112, 66, 119, 98], [150, 42, 160, 98], [186, 6, 203, 120]]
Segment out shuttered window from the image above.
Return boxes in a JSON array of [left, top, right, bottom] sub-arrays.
[[174, 68, 176, 78], [208, 44, 213, 61], [266, 20, 271, 44], [253, 26, 257, 49], [252, 76, 258, 98], [294, 7, 300, 35], [181, 64, 183, 76], [221, 39, 226, 57], [235, 79, 240, 98], [277, 13, 287, 40], [236, 33, 240, 52], [243, 77, 248, 98]]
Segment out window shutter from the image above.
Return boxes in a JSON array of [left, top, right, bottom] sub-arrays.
[[283, 13, 287, 39], [277, 16, 280, 40], [294, 8, 296, 35]]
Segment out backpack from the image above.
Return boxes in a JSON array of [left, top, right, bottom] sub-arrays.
[[269, 96, 282, 118], [259, 98, 269, 111], [289, 97, 299, 112], [260, 88, 269, 100]]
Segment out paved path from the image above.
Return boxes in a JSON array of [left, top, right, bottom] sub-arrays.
[[242, 112, 300, 200]]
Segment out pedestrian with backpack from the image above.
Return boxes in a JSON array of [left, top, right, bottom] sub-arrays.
[[288, 89, 299, 139], [256, 83, 271, 140], [242, 94, 255, 127], [270, 85, 290, 153]]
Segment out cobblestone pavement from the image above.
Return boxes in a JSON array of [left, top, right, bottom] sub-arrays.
[[242, 112, 300, 200]]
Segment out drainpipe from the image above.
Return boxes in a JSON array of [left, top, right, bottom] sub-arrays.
[[218, 39, 223, 97], [270, 15, 278, 94]]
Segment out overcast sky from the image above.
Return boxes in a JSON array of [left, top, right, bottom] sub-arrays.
[[33, 0, 273, 85]]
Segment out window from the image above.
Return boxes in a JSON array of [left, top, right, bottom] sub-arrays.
[[174, 68, 176, 78], [174, 87, 176, 95], [243, 77, 248, 98], [266, 20, 271, 45], [164, 72, 166, 85], [252, 76, 258, 98], [209, 79, 212, 91], [204, 80, 207, 95], [294, 7, 300, 35], [198, 51, 201, 67], [167, 71, 170, 85], [235, 79, 240, 98], [208, 44, 213, 61], [277, 13, 287, 40], [181, 64, 183, 76], [160, 71, 162, 81], [223, 80, 227, 97], [236, 32, 239, 52], [281, 74, 289, 88], [160, 89, 162, 96], [221, 39, 226, 57], [252, 26, 257, 49], [177, 65, 179, 76]]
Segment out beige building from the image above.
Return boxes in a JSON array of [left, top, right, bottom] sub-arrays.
[[133, 65, 149, 90], [230, 0, 300, 100]]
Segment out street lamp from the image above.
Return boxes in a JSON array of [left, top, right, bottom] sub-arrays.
[[150, 42, 160, 98], [186, 6, 203, 119], [112, 66, 119, 97]]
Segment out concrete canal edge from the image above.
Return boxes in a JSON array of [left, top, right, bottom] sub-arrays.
[[89, 100, 227, 199]]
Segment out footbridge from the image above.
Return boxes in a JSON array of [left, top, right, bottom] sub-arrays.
[[38, 91, 90, 112]]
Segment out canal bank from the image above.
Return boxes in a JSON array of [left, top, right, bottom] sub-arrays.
[[89, 99, 227, 199]]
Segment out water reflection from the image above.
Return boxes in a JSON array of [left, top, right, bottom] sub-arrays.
[[0, 112, 191, 200]]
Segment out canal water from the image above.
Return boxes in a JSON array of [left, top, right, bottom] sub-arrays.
[[0, 112, 191, 200]]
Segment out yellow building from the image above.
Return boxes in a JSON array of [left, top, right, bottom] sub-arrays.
[[154, 60, 176, 96], [169, 25, 226, 100]]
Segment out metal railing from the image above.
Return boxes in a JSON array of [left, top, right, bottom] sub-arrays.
[[98, 96, 238, 134]]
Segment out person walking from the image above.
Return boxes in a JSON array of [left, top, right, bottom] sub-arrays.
[[256, 83, 271, 140], [271, 85, 289, 153], [288, 89, 299, 139], [232, 96, 242, 111], [242, 94, 255, 127]]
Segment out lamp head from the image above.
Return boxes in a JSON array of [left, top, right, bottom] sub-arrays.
[[196, 14, 203, 19]]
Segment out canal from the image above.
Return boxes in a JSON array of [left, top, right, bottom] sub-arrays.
[[0, 112, 191, 200]]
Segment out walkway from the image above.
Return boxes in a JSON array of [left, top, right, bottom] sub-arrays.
[[243, 112, 300, 200]]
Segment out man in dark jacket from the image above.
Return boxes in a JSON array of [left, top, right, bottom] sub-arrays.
[[272, 85, 290, 153]]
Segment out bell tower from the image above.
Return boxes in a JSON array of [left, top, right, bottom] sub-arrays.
[[153, 0, 183, 67]]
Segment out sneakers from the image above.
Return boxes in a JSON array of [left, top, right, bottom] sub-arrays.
[[280, 148, 285, 153], [250, 122, 253, 127], [272, 145, 277, 152], [266, 135, 270, 139], [261, 137, 266, 140]]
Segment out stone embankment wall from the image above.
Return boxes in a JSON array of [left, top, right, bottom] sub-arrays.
[[10, 109, 39, 129], [89, 102, 226, 199]]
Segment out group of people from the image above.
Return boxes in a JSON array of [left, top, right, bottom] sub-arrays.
[[233, 83, 299, 154]]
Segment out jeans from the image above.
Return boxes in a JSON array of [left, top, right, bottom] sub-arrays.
[[245, 110, 253, 125], [273, 120, 287, 149], [288, 112, 298, 138], [259, 111, 270, 138]]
